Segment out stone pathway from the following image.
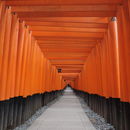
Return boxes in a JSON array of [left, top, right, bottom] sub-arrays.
[[27, 87, 95, 130]]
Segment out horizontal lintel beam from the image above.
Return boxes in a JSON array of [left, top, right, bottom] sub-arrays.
[[17, 11, 116, 17], [26, 21, 108, 29], [11, 5, 117, 12], [5, 0, 123, 6], [22, 17, 109, 23], [29, 26, 107, 33], [32, 31, 104, 38]]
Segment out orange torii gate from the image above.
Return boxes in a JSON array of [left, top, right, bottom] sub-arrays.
[[0, 0, 129, 130]]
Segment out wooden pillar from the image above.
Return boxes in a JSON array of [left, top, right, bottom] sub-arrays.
[[0, 2, 6, 80], [107, 17, 121, 129], [117, 1, 130, 129], [27, 34, 34, 96], [29, 37, 36, 96], [23, 31, 32, 98], [43, 57, 47, 93], [14, 21, 25, 97], [34, 45, 40, 94], [5, 13, 19, 128], [20, 26, 29, 97], [39, 54, 44, 94], [11, 18, 19, 129], [0, 6, 11, 130], [20, 26, 29, 124]]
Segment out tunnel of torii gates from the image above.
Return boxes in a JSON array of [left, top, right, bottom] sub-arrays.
[[0, 0, 129, 130]]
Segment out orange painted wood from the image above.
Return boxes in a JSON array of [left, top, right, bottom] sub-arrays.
[[30, 38, 37, 95], [35, 37, 102, 42], [5, 14, 19, 100], [26, 21, 108, 29], [42, 57, 47, 93], [29, 26, 107, 33], [23, 32, 32, 97], [32, 31, 104, 38], [90, 50, 94, 94], [0, 7, 12, 101], [129, 0, 130, 18], [61, 70, 81, 73], [43, 52, 89, 58], [17, 11, 116, 17], [20, 26, 29, 97], [39, 54, 44, 93], [27, 33, 35, 95], [49, 63, 53, 91], [37, 40, 97, 45], [107, 19, 120, 98], [10, 18, 19, 98], [51, 66, 55, 91], [5, 0, 123, 6], [0, 0, 128, 99], [11, 5, 117, 12], [101, 35, 109, 98], [45, 60, 51, 92], [37, 48, 43, 93], [22, 17, 109, 23], [36, 51, 41, 93], [104, 33, 111, 98], [34, 46, 40, 94], [45, 60, 50, 92], [47, 57, 86, 60], [117, 4, 130, 102], [38, 45, 96, 49], [14, 21, 25, 97], [60, 68, 82, 70], [98, 43, 103, 96], [50, 64, 53, 91], [50, 59, 85, 65], [53, 67, 57, 90], [55, 65, 83, 69], [0, 1, 3, 19], [33, 45, 38, 94], [39, 44, 95, 48], [0, 2, 7, 83], [29, 37, 35, 95], [95, 43, 103, 96], [41, 49, 92, 53]]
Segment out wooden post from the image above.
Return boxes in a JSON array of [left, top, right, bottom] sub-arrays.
[[117, 1, 130, 129]]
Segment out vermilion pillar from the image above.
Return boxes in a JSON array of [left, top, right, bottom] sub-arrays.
[[43, 57, 47, 93], [29, 37, 36, 95], [20, 26, 29, 97], [39, 54, 44, 94], [0, 7, 12, 130], [0, 2, 6, 79], [0, 7, 11, 101], [15, 21, 25, 97], [117, 1, 130, 130], [23, 31, 32, 97], [107, 17, 121, 130], [6, 13, 18, 100]]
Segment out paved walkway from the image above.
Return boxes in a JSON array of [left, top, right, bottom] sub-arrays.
[[28, 87, 95, 130]]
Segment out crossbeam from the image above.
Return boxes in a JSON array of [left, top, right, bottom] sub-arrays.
[[17, 11, 116, 17], [29, 26, 107, 33], [5, 0, 123, 6], [11, 5, 117, 12], [22, 17, 109, 23], [32, 31, 104, 38], [26, 21, 108, 29]]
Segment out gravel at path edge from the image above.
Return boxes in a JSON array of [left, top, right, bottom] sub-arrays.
[[77, 95, 115, 130]]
